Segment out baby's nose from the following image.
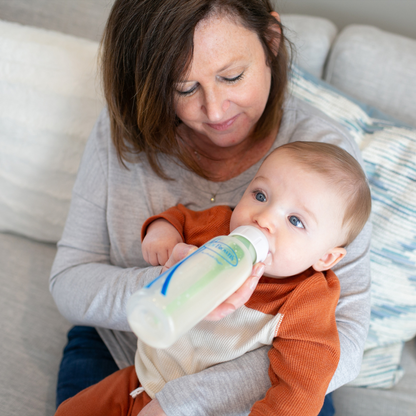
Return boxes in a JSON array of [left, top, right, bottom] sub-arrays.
[[255, 212, 275, 234]]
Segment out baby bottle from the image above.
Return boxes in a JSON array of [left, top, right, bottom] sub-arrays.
[[127, 225, 269, 349]]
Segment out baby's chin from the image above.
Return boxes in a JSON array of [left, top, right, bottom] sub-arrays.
[[263, 254, 314, 278], [263, 265, 291, 279], [263, 263, 306, 279], [261, 254, 286, 278], [262, 272, 289, 280]]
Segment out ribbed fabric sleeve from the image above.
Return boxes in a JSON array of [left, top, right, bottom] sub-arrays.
[[141, 204, 232, 246], [249, 272, 340, 415]]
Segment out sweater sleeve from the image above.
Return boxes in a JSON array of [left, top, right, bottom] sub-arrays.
[[141, 205, 187, 242], [49, 110, 162, 331], [250, 272, 340, 416]]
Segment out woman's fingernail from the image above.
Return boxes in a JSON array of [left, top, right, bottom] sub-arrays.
[[221, 306, 235, 317], [187, 246, 198, 256], [250, 276, 259, 290], [256, 264, 265, 276]]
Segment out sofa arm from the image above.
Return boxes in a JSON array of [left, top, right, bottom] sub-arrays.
[[281, 14, 338, 79], [324, 25, 416, 127]]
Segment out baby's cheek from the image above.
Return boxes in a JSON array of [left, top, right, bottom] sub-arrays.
[[229, 206, 244, 231], [266, 251, 301, 278]]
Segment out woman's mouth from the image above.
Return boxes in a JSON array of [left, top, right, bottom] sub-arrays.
[[206, 114, 239, 131]]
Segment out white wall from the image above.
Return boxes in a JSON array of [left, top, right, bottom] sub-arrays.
[[274, 0, 416, 40]]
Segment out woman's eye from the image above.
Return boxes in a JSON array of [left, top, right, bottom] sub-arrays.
[[255, 191, 266, 202], [222, 72, 244, 84], [289, 216, 304, 229], [176, 83, 198, 96]]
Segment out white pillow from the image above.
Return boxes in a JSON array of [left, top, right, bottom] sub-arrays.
[[0, 20, 104, 242]]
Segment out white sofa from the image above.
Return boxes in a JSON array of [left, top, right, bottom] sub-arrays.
[[0, 1, 415, 415]]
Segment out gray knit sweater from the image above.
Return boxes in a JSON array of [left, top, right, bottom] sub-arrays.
[[50, 96, 371, 416]]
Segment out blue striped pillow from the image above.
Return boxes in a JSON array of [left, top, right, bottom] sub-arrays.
[[290, 66, 416, 388]]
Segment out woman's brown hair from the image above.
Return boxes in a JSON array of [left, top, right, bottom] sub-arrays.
[[101, 0, 290, 178]]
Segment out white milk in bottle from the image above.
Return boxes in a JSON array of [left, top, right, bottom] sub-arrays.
[[127, 225, 268, 348]]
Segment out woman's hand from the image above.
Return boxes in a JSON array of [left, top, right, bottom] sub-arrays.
[[161, 243, 266, 320], [138, 399, 167, 416]]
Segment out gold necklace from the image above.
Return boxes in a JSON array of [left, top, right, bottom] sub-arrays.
[[209, 189, 220, 203], [194, 150, 224, 203]]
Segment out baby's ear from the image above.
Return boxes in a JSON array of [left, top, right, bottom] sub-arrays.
[[312, 247, 347, 272]]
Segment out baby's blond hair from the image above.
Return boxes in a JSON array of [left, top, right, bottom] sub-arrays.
[[270, 141, 371, 246]]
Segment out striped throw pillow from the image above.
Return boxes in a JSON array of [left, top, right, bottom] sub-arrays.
[[290, 66, 416, 388]]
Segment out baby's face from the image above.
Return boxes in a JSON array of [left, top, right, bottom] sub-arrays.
[[230, 149, 347, 278]]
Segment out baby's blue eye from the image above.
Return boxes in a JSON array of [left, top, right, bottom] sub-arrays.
[[255, 191, 266, 202], [289, 216, 304, 229]]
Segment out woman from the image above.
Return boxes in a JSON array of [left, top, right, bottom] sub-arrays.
[[50, 0, 371, 415]]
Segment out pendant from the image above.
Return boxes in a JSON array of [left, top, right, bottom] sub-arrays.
[[210, 195, 216, 203]]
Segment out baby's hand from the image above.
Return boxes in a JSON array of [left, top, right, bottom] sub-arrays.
[[142, 219, 183, 266]]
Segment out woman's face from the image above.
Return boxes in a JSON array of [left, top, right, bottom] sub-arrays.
[[174, 13, 274, 150]]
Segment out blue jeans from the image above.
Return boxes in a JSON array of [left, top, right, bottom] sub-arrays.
[[56, 326, 335, 415], [320, 392, 335, 416], [56, 326, 119, 408]]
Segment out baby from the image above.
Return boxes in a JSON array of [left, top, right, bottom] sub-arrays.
[[56, 141, 371, 416]]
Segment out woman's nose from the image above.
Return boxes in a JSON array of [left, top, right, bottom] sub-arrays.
[[201, 87, 230, 122]]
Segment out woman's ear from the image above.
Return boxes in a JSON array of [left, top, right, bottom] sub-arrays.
[[270, 11, 280, 22], [312, 247, 347, 272], [268, 11, 281, 56]]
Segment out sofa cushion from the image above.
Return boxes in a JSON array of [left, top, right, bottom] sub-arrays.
[[281, 14, 338, 78], [0, 232, 71, 416], [290, 66, 416, 389], [0, 19, 104, 242], [325, 25, 416, 128], [333, 339, 416, 416]]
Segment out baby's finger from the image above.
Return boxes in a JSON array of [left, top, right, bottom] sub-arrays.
[[143, 249, 158, 266], [142, 249, 149, 264], [161, 243, 198, 273], [149, 251, 161, 266], [157, 249, 169, 267]]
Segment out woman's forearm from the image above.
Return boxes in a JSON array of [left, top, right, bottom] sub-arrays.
[[49, 186, 162, 331], [156, 346, 271, 416], [327, 220, 372, 391], [50, 259, 161, 331]]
